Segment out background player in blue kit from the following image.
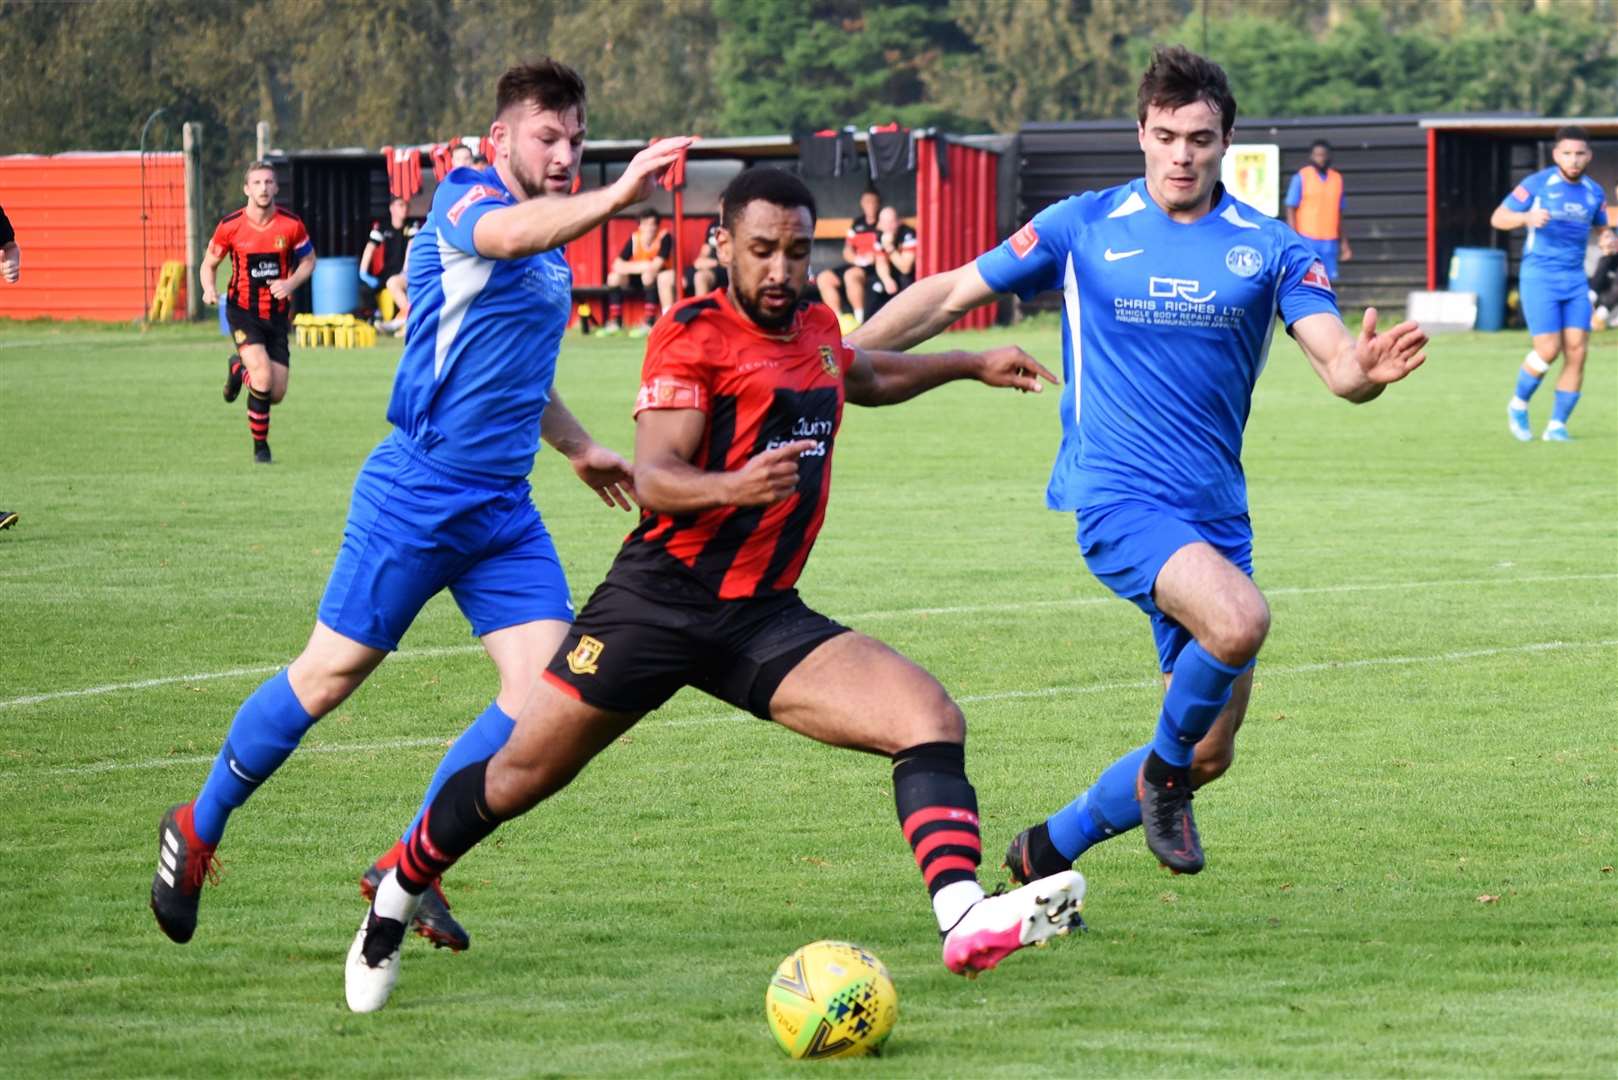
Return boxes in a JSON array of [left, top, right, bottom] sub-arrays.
[[1492, 126, 1611, 442], [851, 45, 1428, 879], [150, 60, 693, 949]]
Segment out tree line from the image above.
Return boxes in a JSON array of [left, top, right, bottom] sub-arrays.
[[1, 0, 1613, 217]]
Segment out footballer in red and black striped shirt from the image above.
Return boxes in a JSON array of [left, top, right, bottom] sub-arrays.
[[364, 168, 1082, 1004], [200, 161, 317, 464]]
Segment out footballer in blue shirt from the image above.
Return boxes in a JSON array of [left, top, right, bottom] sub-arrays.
[[151, 59, 693, 950], [1491, 126, 1611, 442], [852, 46, 1428, 880]]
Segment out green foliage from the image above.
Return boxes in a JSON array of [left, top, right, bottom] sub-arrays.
[[0, 0, 1613, 221]]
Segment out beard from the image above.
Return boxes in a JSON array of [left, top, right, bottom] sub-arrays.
[[732, 281, 801, 332], [508, 153, 547, 200]]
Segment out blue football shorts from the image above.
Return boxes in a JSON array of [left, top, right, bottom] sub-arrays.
[[1520, 269, 1593, 337], [1075, 501, 1254, 673], [1300, 236, 1340, 281], [317, 432, 574, 651]]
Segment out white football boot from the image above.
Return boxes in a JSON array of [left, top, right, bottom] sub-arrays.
[[345, 898, 418, 1013], [941, 869, 1086, 976]]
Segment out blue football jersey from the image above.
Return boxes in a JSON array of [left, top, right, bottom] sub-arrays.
[[978, 179, 1340, 520], [1501, 167, 1610, 276], [387, 165, 573, 483]]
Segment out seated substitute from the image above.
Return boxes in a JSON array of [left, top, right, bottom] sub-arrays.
[[602, 208, 672, 336], [866, 205, 918, 317], [360, 196, 418, 332], [345, 167, 1085, 1014], [815, 184, 880, 331], [661, 218, 728, 301]]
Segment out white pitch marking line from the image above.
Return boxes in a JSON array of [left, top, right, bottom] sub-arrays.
[[2, 571, 1613, 711], [20, 637, 1616, 780]]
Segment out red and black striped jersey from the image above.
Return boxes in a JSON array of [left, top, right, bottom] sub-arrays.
[[209, 207, 313, 321], [612, 290, 854, 600]]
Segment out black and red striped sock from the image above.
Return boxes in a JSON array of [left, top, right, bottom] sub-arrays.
[[246, 386, 271, 446], [395, 759, 505, 896], [893, 741, 981, 896], [643, 286, 660, 325], [607, 289, 623, 325]]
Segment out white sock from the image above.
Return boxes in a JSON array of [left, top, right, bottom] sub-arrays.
[[372, 868, 421, 923], [1546, 419, 1567, 431], [853, 308, 865, 323], [1510, 396, 1530, 411], [933, 879, 986, 932]]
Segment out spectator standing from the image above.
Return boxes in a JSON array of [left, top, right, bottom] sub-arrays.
[[1284, 139, 1352, 281]]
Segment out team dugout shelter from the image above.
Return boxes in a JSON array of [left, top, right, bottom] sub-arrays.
[[262, 129, 1016, 331]]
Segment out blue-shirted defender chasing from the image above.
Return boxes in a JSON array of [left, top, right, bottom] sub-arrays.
[[851, 45, 1428, 881], [150, 59, 693, 949]]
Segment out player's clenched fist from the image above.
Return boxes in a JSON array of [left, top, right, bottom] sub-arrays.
[[727, 439, 818, 506]]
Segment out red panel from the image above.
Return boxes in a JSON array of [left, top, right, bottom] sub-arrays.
[[0, 154, 189, 321], [1425, 127, 1438, 291], [565, 228, 605, 286], [913, 139, 999, 331]]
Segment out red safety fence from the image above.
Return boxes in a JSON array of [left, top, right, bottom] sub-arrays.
[[915, 136, 999, 331], [0, 152, 188, 321]]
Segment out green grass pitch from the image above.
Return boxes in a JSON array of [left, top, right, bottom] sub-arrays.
[[0, 315, 1613, 1077]]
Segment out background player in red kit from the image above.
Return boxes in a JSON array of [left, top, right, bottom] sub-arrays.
[[346, 167, 1083, 1013], [200, 161, 317, 464]]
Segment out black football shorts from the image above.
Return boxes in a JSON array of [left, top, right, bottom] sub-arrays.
[[226, 304, 291, 366], [543, 575, 848, 719]]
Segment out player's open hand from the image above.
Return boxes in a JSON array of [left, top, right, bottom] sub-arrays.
[[1356, 307, 1427, 384], [616, 136, 697, 206], [975, 346, 1059, 394], [569, 443, 636, 511], [729, 439, 817, 507]]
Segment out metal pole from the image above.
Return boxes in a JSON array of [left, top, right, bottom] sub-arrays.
[[138, 108, 167, 327], [183, 122, 204, 320]]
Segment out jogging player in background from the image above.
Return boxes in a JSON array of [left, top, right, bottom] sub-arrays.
[[201, 161, 316, 464], [851, 46, 1427, 883], [150, 59, 693, 953], [1493, 126, 1611, 442], [345, 167, 1083, 1013]]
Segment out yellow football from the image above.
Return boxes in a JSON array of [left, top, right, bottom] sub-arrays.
[[765, 940, 898, 1059]]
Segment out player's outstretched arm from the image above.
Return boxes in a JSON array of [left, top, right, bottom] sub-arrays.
[[1292, 308, 1427, 404], [847, 262, 999, 353], [633, 409, 814, 514], [845, 345, 1057, 408], [541, 391, 634, 510], [473, 137, 694, 260]]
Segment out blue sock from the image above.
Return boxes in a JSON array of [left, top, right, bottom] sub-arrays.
[[1152, 641, 1248, 768], [192, 670, 316, 845], [1551, 389, 1581, 425], [1046, 744, 1150, 860], [401, 701, 515, 841], [1514, 368, 1543, 404]]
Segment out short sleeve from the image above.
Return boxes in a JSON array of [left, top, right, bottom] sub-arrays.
[[1501, 176, 1534, 212], [1276, 232, 1341, 327], [899, 225, 918, 250], [657, 233, 673, 259], [634, 321, 713, 416], [290, 218, 314, 258], [368, 224, 385, 244], [432, 173, 511, 256], [0, 205, 14, 247], [976, 199, 1072, 301], [1283, 173, 1303, 208], [207, 217, 234, 257]]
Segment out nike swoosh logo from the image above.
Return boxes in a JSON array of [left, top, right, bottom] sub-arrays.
[[1104, 248, 1144, 262]]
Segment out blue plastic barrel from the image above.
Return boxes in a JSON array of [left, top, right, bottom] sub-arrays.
[[1447, 247, 1507, 332], [311, 256, 361, 316]]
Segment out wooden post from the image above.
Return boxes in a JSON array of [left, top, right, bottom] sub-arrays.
[[183, 122, 205, 321], [256, 121, 272, 162]]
